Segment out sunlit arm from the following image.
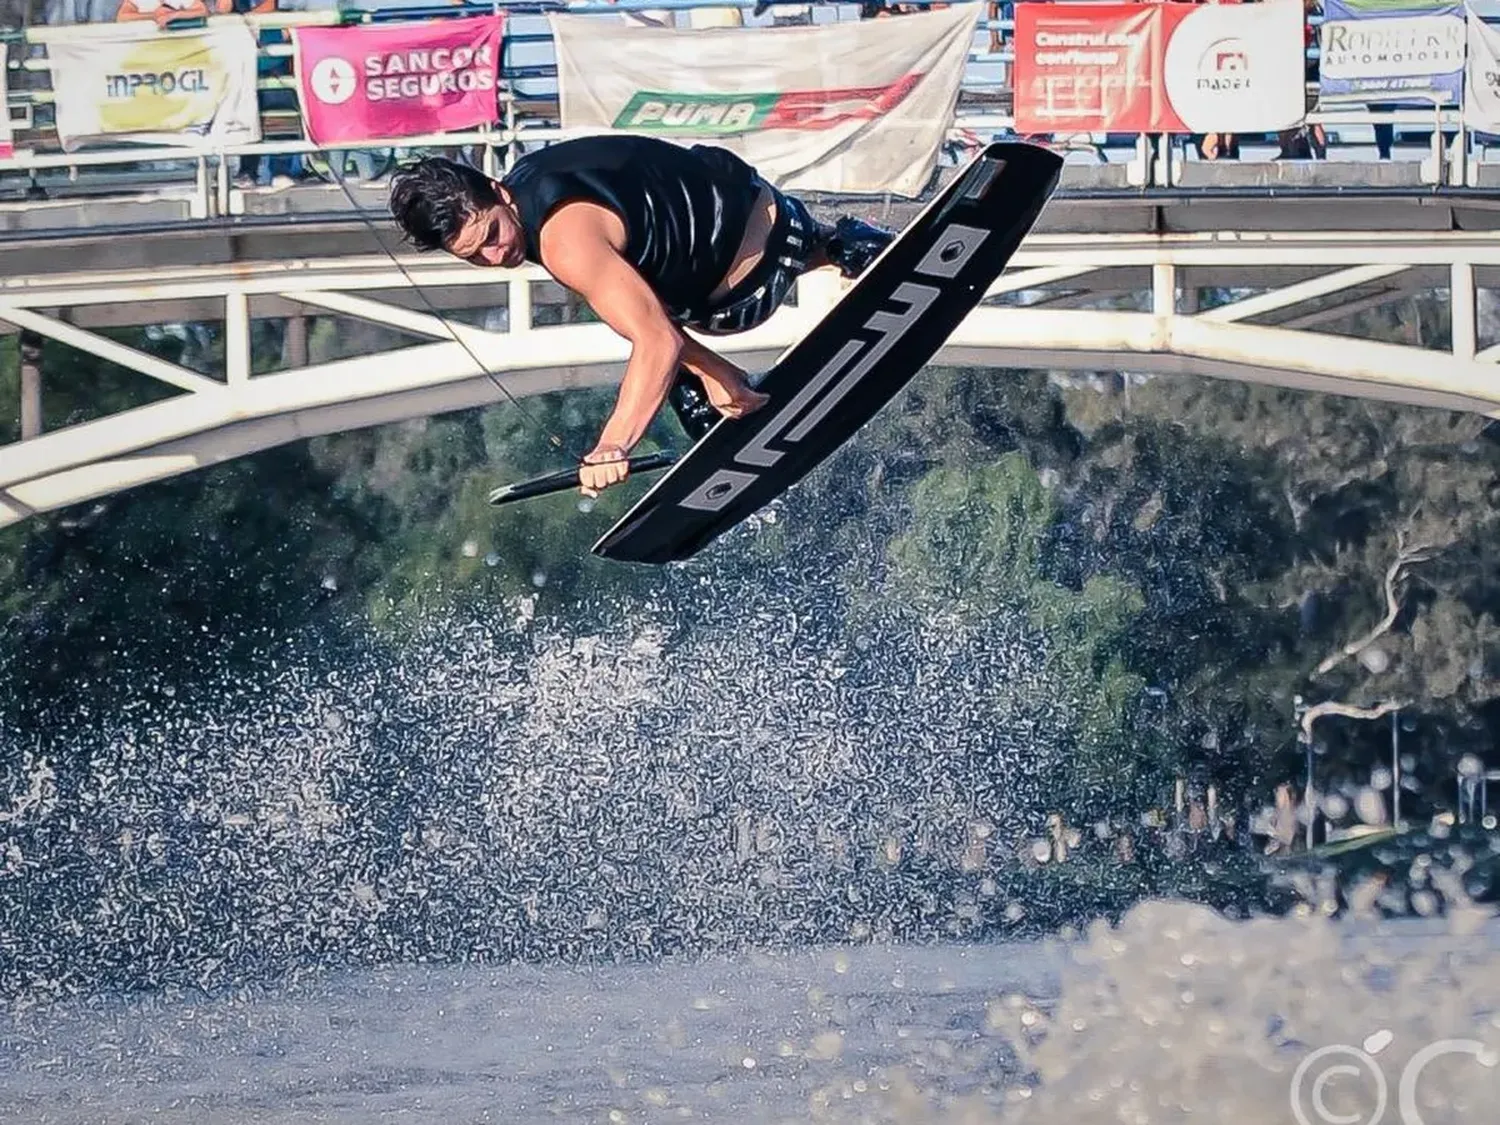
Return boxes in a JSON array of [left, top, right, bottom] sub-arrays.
[[541, 231, 684, 456], [678, 334, 750, 399], [595, 330, 683, 453]]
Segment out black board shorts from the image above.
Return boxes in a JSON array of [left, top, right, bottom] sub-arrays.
[[679, 181, 820, 336]]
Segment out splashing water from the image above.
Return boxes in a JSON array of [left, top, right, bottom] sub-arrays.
[[2, 533, 1498, 1122], [0, 552, 1091, 1007]]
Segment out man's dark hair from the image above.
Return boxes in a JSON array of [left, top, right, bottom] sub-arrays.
[[388, 158, 501, 252]]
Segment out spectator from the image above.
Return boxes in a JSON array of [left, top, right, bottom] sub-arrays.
[[860, 1, 947, 15], [1369, 101, 1395, 160], [230, 0, 307, 187], [753, 0, 812, 24], [116, 0, 229, 26], [1278, 0, 1327, 159], [43, 0, 121, 22], [685, 3, 742, 27], [1193, 0, 1241, 161], [986, 1, 1001, 55], [1198, 132, 1239, 161], [592, 0, 674, 27]]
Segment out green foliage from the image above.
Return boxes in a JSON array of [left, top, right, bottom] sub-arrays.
[[883, 453, 1150, 810], [1033, 574, 1146, 748], [0, 448, 367, 718], [0, 335, 17, 446], [1054, 369, 1500, 792], [302, 386, 682, 632], [888, 454, 1057, 609]]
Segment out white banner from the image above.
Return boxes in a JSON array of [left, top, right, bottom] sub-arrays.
[[1319, 0, 1466, 105], [549, 6, 979, 196], [1467, 4, 1500, 130], [1162, 0, 1307, 134], [1, 60, 13, 160], [47, 22, 261, 152]]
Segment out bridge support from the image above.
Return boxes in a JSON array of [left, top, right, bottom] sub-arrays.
[[1453, 262, 1477, 362], [19, 330, 41, 442]]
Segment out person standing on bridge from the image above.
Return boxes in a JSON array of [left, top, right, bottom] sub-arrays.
[[387, 135, 893, 497]]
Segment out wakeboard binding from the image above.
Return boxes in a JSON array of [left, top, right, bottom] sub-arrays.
[[823, 216, 895, 280], [667, 370, 720, 442]]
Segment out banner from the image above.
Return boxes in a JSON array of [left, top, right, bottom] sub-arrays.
[[1465, 2, 1500, 128], [1013, 4, 1158, 132], [46, 23, 261, 151], [294, 16, 504, 146], [1318, 0, 1466, 105], [1162, 0, 1306, 132], [1, 61, 12, 161], [1014, 1, 1305, 134], [548, 6, 978, 196]]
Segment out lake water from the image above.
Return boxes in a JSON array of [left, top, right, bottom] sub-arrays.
[[4, 900, 1499, 1125]]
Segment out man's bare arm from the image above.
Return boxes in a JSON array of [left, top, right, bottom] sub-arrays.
[[676, 335, 769, 418], [541, 209, 682, 455], [678, 334, 747, 389]]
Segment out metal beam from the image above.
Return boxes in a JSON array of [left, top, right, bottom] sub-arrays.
[[1452, 262, 1477, 361], [282, 289, 506, 345], [0, 366, 624, 530], [0, 306, 220, 394], [0, 257, 519, 310], [1196, 265, 1410, 325], [1274, 289, 1405, 330], [225, 291, 250, 387], [510, 276, 533, 333], [0, 306, 800, 492], [985, 265, 1098, 297], [951, 308, 1500, 414], [8, 282, 1500, 502], [1153, 263, 1176, 317], [19, 332, 42, 441]]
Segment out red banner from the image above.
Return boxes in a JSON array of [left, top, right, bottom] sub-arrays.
[[294, 16, 504, 146], [1014, 4, 1158, 133], [1013, 1, 1302, 135]]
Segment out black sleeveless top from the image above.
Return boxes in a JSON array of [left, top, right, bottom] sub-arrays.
[[500, 135, 761, 317]]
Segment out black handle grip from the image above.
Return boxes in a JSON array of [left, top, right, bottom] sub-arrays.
[[487, 450, 679, 507]]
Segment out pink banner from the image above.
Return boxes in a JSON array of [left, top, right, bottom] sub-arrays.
[[295, 16, 504, 146], [1, 63, 13, 160]]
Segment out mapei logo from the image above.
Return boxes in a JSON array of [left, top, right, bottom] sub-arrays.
[[678, 221, 993, 514], [1196, 37, 1250, 92]]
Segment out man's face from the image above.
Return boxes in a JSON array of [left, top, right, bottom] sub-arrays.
[[446, 203, 525, 269]]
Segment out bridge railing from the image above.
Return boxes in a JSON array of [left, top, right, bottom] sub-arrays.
[[0, 0, 1488, 210]]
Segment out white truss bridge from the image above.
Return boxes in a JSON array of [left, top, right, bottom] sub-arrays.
[[3, 217, 1500, 527]]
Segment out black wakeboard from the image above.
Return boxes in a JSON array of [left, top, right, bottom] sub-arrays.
[[593, 141, 1064, 565]]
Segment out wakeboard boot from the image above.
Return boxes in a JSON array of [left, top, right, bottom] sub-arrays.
[[822, 216, 895, 280], [667, 369, 719, 442]]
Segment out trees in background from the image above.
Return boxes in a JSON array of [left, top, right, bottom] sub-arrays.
[[4, 320, 1499, 834]]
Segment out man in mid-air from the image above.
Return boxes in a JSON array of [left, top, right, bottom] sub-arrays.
[[388, 134, 892, 496]]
